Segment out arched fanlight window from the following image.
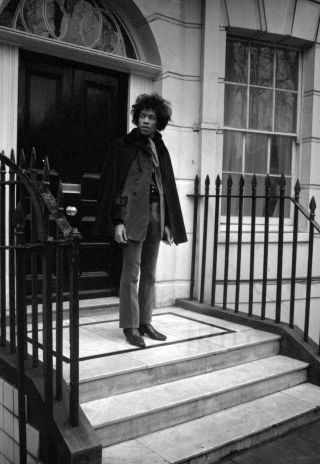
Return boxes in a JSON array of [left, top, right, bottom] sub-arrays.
[[0, 0, 137, 59]]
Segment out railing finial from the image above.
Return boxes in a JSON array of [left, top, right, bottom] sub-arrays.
[[310, 196, 316, 215], [205, 174, 210, 188], [239, 174, 244, 188], [227, 174, 233, 188], [30, 147, 36, 170], [42, 156, 50, 191], [265, 174, 271, 188], [294, 179, 301, 196], [279, 173, 286, 188], [215, 175, 221, 188], [10, 149, 15, 163]]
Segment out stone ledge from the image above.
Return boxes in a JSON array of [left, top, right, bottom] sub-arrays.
[[176, 299, 320, 386]]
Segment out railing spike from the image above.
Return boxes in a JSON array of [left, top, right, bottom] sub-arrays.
[[30, 147, 36, 169], [44, 155, 50, 171], [215, 175, 221, 188], [252, 174, 257, 187], [43, 156, 49, 180], [265, 174, 271, 188], [279, 173, 286, 188], [294, 179, 301, 195], [227, 174, 233, 188], [239, 174, 245, 188], [194, 174, 199, 188], [10, 149, 15, 163], [42, 156, 50, 192], [19, 149, 25, 168], [205, 174, 210, 187], [310, 196, 316, 214]]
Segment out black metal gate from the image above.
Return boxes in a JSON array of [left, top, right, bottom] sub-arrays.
[[0, 149, 80, 464]]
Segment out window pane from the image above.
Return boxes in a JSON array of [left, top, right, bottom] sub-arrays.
[[270, 136, 292, 175], [225, 40, 248, 83], [250, 45, 274, 87], [224, 84, 247, 128], [276, 49, 299, 90], [275, 91, 297, 133], [249, 87, 272, 131], [245, 133, 268, 174], [223, 131, 243, 172]]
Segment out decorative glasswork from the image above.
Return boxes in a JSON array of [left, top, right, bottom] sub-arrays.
[[0, 0, 136, 58]]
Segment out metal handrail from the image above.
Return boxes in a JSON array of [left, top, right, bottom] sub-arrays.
[[0, 149, 80, 464]]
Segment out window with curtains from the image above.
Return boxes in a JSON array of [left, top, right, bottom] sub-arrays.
[[222, 38, 299, 217]]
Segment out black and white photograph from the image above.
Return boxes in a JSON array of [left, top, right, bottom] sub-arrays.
[[0, 1, 320, 463]]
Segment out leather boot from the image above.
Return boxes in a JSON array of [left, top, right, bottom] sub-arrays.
[[139, 323, 167, 341], [123, 328, 145, 348]]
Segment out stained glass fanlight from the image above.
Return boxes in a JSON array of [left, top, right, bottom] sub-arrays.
[[0, 0, 137, 58]]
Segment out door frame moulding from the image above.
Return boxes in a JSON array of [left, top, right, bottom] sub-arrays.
[[0, 27, 162, 77]]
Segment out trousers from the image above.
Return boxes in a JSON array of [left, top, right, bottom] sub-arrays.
[[119, 203, 161, 328]]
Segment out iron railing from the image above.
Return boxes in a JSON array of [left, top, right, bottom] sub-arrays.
[[189, 173, 320, 353], [0, 149, 80, 464]]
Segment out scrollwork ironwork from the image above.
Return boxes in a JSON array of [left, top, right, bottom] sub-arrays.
[[1, 0, 133, 57]]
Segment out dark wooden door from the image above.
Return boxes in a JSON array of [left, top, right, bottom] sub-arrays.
[[18, 50, 128, 298]]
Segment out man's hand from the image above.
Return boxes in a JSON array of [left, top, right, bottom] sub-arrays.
[[114, 224, 127, 244], [163, 226, 174, 246]]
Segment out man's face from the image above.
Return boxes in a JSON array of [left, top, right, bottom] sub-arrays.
[[138, 108, 157, 137]]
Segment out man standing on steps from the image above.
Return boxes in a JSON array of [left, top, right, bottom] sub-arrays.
[[95, 93, 187, 348]]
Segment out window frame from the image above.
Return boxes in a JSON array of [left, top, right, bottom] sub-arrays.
[[222, 36, 301, 224]]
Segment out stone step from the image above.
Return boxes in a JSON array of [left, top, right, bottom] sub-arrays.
[[102, 382, 320, 464], [81, 355, 308, 446], [78, 328, 280, 402]]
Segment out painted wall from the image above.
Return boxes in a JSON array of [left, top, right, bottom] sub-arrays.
[[129, 0, 320, 347], [132, 0, 203, 305]]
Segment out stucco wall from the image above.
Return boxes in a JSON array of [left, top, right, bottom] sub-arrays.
[[0, 0, 320, 310], [132, 0, 203, 305]]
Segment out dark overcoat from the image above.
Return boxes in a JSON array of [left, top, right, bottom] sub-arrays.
[[94, 128, 187, 245]]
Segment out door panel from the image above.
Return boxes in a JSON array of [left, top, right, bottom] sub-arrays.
[[80, 72, 120, 176], [19, 50, 128, 297]]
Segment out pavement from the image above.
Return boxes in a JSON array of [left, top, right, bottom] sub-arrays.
[[218, 419, 320, 463]]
